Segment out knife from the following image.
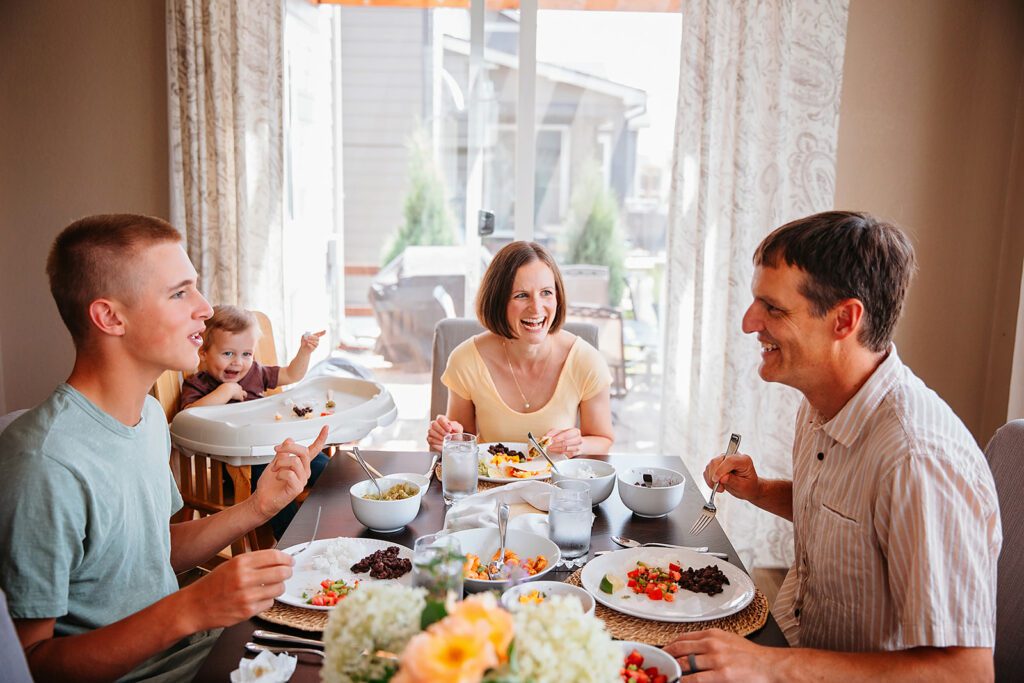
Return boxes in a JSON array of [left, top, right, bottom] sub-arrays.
[[253, 629, 324, 648], [609, 536, 729, 560]]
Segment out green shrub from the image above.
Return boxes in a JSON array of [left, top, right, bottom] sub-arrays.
[[566, 163, 625, 306]]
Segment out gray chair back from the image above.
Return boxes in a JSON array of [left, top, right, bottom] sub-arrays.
[[429, 317, 599, 420], [985, 419, 1024, 681]]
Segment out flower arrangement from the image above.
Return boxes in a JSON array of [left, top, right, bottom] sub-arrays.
[[320, 589, 619, 683]]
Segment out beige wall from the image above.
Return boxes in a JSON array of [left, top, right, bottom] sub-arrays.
[[835, 0, 1024, 443], [0, 0, 169, 413]]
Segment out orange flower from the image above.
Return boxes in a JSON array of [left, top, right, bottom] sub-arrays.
[[393, 618, 498, 683], [447, 593, 515, 662]]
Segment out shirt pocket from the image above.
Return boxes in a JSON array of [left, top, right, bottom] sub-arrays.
[[810, 496, 872, 606]]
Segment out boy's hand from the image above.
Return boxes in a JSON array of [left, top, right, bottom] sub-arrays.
[[184, 550, 294, 630], [217, 382, 246, 402], [299, 330, 326, 353], [251, 426, 329, 519]]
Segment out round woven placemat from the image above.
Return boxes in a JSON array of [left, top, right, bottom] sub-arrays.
[[259, 601, 329, 632], [564, 569, 769, 646]]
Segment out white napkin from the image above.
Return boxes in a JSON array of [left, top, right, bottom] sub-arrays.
[[443, 480, 558, 532], [230, 651, 297, 683]]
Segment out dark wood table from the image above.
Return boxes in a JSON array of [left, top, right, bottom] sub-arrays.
[[193, 452, 788, 681]]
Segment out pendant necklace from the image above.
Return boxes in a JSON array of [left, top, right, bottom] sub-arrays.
[[502, 340, 548, 410]]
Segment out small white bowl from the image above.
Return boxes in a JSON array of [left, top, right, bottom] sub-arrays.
[[349, 477, 422, 533], [387, 472, 430, 496], [618, 641, 682, 681], [500, 580, 595, 615], [617, 466, 685, 518], [550, 458, 616, 505], [449, 528, 560, 593]]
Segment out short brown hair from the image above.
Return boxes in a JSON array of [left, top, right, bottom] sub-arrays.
[[476, 241, 566, 339], [754, 211, 917, 352], [201, 305, 260, 350], [46, 214, 183, 345]]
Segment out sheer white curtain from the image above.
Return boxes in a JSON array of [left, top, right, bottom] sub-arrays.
[[660, 0, 849, 568], [166, 0, 286, 343]]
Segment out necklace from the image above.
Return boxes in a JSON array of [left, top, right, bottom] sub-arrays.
[[502, 340, 548, 410]]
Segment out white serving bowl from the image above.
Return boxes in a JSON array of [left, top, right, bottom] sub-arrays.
[[500, 580, 595, 615], [349, 477, 422, 533], [618, 641, 682, 681], [550, 458, 616, 505], [387, 472, 430, 496], [617, 466, 685, 518], [449, 528, 560, 594]]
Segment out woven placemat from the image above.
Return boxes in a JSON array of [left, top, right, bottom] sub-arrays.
[[564, 569, 769, 646], [259, 601, 329, 632]]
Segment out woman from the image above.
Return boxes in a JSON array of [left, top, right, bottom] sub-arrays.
[[426, 241, 614, 456]]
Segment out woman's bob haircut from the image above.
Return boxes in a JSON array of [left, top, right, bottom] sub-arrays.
[[476, 241, 566, 339]]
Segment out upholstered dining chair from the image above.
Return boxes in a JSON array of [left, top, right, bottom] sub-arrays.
[[429, 317, 600, 422], [984, 419, 1024, 681]]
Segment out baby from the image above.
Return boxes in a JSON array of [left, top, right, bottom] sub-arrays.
[[180, 304, 329, 538]]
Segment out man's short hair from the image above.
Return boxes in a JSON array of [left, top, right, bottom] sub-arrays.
[[476, 241, 567, 339], [46, 214, 183, 345], [754, 211, 917, 353], [201, 305, 260, 350]]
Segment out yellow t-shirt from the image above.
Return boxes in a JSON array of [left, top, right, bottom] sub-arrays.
[[441, 336, 611, 443]]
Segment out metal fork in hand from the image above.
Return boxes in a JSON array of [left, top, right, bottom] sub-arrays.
[[285, 505, 322, 557], [690, 434, 741, 535]]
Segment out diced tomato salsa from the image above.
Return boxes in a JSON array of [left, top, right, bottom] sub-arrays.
[[625, 561, 680, 602], [621, 649, 668, 683], [303, 578, 358, 606]]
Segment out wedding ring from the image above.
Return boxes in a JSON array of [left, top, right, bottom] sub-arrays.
[[688, 653, 699, 673]]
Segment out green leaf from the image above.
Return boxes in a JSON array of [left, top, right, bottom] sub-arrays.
[[420, 600, 448, 630]]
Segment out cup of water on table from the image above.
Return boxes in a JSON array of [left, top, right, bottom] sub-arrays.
[[549, 480, 592, 559], [442, 432, 478, 504], [413, 532, 464, 602]]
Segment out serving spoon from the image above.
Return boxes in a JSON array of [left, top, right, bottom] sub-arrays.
[[351, 446, 383, 498], [487, 502, 511, 578]]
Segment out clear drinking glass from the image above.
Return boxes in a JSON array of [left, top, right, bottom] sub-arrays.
[[412, 533, 465, 602], [548, 479, 592, 559], [442, 432, 478, 504]]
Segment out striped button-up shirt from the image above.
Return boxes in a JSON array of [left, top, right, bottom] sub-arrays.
[[774, 346, 1001, 651]]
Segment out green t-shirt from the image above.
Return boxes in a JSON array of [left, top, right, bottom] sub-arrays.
[[0, 384, 214, 681]]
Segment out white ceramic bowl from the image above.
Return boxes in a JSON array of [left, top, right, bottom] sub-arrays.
[[617, 466, 685, 518], [449, 528, 560, 593], [387, 472, 430, 496], [500, 580, 595, 615], [618, 641, 682, 681], [550, 458, 616, 505], [349, 477, 422, 532]]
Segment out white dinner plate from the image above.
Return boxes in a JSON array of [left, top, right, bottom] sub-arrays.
[[276, 537, 414, 611], [477, 442, 552, 483], [580, 547, 755, 622]]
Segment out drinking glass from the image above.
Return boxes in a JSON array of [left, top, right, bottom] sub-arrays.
[[442, 433, 478, 504], [412, 533, 464, 602], [548, 480, 592, 559]]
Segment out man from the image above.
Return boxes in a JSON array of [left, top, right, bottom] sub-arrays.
[[666, 212, 1001, 681], [0, 214, 327, 681]]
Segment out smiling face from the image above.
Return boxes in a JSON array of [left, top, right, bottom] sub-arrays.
[[741, 264, 836, 395], [200, 327, 259, 383], [118, 242, 213, 374], [506, 259, 558, 343]]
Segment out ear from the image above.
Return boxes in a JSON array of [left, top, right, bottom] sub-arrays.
[[832, 299, 865, 341], [87, 299, 127, 338]]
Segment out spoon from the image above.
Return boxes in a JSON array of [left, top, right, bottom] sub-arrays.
[[424, 453, 439, 480], [245, 641, 325, 660], [351, 446, 382, 498], [488, 502, 510, 578], [527, 431, 562, 474], [610, 535, 729, 560]]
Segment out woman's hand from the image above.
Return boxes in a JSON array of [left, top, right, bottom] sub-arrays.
[[427, 414, 463, 451], [544, 427, 583, 458]]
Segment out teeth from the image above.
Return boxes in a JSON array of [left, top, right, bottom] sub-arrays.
[[761, 342, 779, 352]]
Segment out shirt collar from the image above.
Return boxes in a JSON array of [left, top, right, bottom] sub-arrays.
[[811, 344, 903, 448]]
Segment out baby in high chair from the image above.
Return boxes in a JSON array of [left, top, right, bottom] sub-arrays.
[[180, 304, 330, 537]]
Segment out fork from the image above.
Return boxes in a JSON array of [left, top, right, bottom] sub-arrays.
[[689, 433, 741, 535], [285, 505, 322, 557]]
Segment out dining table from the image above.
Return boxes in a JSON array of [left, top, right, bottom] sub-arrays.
[[192, 450, 789, 681]]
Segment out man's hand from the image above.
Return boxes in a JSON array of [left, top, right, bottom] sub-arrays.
[[427, 414, 463, 451], [183, 550, 295, 631], [299, 330, 325, 353], [664, 629, 776, 682], [544, 428, 582, 457], [251, 426, 328, 519], [703, 452, 761, 502]]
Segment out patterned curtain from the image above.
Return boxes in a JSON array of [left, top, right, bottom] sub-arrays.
[[166, 0, 285, 339], [660, 0, 849, 568]]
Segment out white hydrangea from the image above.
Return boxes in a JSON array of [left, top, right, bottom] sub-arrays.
[[511, 595, 620, 683], [320, 583, 426, 683]]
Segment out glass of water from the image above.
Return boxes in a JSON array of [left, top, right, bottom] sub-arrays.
[[412, 533, 464, 602], [442, 432, 478, 504], [548, 480, 592, 559]]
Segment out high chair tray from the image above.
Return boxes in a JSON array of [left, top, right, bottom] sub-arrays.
[[170, 376, 397, 465]]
